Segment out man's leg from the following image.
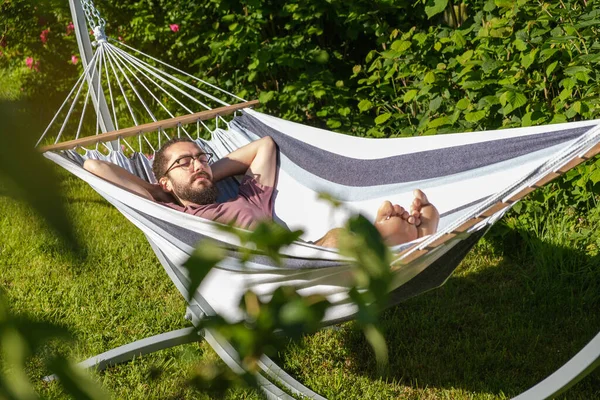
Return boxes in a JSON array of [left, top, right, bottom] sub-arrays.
[[312, 190, 440, 249], [312, 228, 345, 248]]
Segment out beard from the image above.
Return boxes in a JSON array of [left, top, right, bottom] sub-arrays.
[[171, 172, 219, 205]]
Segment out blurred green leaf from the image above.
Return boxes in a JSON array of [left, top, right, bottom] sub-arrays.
[[0, 100, 78, 249], [48, 357, 110, 400], [258, 91, 276, 104], [363, 324, 389, 374], [403, 90, 418, 103], [183, 240, 225, 302]]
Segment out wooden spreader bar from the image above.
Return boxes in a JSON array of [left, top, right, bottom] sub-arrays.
[[394, 141, 600, 267], [39, 100, 259, 153]]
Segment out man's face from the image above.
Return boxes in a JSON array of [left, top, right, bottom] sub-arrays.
[[160, 141, 218, 205]]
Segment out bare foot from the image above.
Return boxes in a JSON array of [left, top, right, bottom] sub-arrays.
[[410, 189, 440, 238], [374, 201, 418, 246]]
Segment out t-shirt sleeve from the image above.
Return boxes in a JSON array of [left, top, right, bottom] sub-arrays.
[[238, 175, 275, 218]]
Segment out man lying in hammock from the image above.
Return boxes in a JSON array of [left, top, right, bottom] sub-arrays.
[[84, 136, 439, 248]]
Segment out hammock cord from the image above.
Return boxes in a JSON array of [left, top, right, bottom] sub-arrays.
[[103, 41, 139, 129], [54, 50, 101, 145], [102, 41, 158, 154], [104, 44, 195, 140], [35, 50, 99, 147], [109, 44, 214, 112], [104, 44, 156, 125], [94, 45, 104, 143], [75, 58, 95, 141], [103, 45, 158, 152], [109, 38, 245, 104], [400, 121, 600, 262], [104, 45, 119, 131], [36, 16, 242, 149]]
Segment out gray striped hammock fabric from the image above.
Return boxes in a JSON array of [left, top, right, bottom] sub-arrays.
[[43, 109, 600, 399], [45, 109, 600, 324], [37, 1, 600, 396], [44, 110, 600, 399]]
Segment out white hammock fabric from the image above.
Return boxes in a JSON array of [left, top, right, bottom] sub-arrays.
[[44, 110, 600, 323], [37, 1, 600, 397]]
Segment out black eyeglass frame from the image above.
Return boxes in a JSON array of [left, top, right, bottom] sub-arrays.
[[164, 152, 214, 175]]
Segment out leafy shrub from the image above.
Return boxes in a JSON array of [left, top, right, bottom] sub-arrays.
[[3, 0, 600, 240], [354, 0, 600, 136]]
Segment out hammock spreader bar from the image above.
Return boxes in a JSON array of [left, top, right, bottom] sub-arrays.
[[38, 100, 259, 152], [37, 1, 599, 398], [396, 133, 600, 265]]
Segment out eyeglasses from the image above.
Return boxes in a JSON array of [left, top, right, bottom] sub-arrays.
[[165, 152, 214, 175]]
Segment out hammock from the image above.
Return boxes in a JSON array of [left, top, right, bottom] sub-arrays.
[[39, 1, 600, 398]]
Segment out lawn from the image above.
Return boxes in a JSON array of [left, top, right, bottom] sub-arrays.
[[0, 87, 599, 400]]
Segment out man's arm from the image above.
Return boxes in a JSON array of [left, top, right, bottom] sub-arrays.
[[83, 159, 172, 202], [211, 136, 277, 187]]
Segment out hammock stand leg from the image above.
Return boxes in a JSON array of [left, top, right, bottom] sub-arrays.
[[42, 327, 202, 382], [150, 239, 326, 400], [512, 331, 600, 400]]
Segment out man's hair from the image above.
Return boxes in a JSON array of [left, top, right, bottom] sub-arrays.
[[152, 137, 199, 180]]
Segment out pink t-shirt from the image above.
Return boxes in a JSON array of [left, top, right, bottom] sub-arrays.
[[160, 176, 274, 230]]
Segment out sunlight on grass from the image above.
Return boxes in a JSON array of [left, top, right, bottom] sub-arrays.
[[1, 166, 599, 399], [0, 69, 26, 101], [0, 72, 598, 397]]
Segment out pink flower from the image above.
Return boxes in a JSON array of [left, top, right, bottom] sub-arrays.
[[40, 29, 50, 44], [71, 55, 78, 65], [26, 57, 34, 69], [118, 36, 124, 42], [169, 24, 179, 33], [66, 22, 74, 36], [33, 61, 40, 72]]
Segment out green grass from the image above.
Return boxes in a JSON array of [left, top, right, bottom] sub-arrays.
[[0, 79, 599, 398], [1, 162, 599, 399]]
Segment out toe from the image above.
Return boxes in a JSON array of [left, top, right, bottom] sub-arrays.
[[409, 210, 421, 226], [410, 198, 422, 214], [413, 189, 430, 205], [376, 201, 394, 222], [413, 216, 421, 226], [393, 204, 404, 217]]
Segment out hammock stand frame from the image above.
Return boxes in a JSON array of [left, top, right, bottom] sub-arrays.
[[40, 1, 600, 399]]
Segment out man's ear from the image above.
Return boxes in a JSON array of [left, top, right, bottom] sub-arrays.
[[159, 177, 172, 193]]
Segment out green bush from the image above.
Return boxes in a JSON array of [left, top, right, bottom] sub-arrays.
[[354, 0, 600, 136], [2, 0, 600, 226]]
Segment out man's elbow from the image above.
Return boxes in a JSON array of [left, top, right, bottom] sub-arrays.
[[83, 159, 99, 173], [83, 159, 107, 177]]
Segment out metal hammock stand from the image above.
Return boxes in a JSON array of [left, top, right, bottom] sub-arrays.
[[37, 1, 600, 399]]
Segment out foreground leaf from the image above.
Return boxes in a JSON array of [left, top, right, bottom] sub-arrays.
[[0, 100, 77, 248]]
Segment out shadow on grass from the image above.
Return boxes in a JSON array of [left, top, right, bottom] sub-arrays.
[[341, 227, 600, 398], [64, 197, 115, 208]]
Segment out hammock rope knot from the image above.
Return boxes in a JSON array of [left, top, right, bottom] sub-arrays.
[[92, 26, 107, 45]]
